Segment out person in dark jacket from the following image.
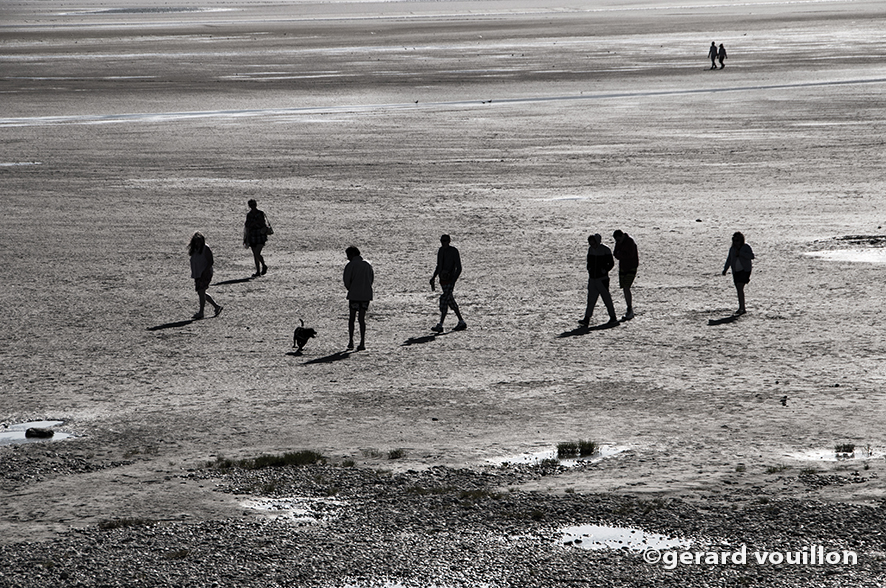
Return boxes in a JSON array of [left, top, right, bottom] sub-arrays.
[[579, 234, 618, 327], [722, 231, 754, 315], [344, 246, 374, 350], [429, 234, 466, 332], [718, 43, 727, 69], [243, 199, 270, 277], [612, 230, 638, 321], [708, 42, 718, 69]]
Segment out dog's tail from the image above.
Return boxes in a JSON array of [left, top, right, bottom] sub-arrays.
[[299, 318, 305, 327]]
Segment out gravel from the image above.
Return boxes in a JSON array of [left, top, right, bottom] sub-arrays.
[[2, 453, 885, 587]]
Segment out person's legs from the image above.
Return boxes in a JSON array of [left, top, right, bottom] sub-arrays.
[[434, 284, 454, 330], [204, 292, 222, 315], [447, 285, 465, 325], [619, 271, 635, 319], [584, 279, 600, 321], [600, 280, 618, 322], [251, 244, 265, 276], [736, 282, 746, 313], [357, 307, 367, 349], [348, 306, 357, 349], [196, 289, 207, 318]]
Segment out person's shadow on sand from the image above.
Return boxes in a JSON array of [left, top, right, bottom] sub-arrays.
[[401, 332, 449, 346], [708, 315, 741, 326], [147, 319, 197, 331], [301, 351, 352, 364], [213, 277, 255, 286], [557, 322, 619, 338]]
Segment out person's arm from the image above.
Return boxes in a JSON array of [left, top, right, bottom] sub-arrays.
[[343, 264, 351, 291], [452, 249, 462, 282], [723, 248, 733, 275], [604, 251, 614, 274], [430, 249, 441, 289]]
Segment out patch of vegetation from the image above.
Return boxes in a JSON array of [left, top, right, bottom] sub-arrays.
[[765, 464, 791, 474], [835, 443, 856, 454], [800, 467, 820, 475], [458, 489, 501, 502], [208, 450, 325, 471], [388, 448, 406, 460], [556, 439, 599, 458], [341, 459, 356, 467], [360, 448, 384, 459], [538, 458, 561, 469], [97, 518, 156, 530]]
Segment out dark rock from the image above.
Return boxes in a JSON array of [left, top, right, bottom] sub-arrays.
[[24, 428, 54, 439]]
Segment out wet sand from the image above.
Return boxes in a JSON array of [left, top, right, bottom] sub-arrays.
[[2, 0, 886, 583]]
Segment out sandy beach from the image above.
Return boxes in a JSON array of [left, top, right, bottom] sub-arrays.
[[2, 0, 886, 585]]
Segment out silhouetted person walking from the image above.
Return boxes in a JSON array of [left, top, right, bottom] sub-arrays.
[[189, 232, 223, 319], [612, 229, 638, 321], [429, 234, 467, 332], [718, 43, 727, 69], [722, 231, 754, 315], [579, 234, 618, 327], [708, 42, 718, 69], [243, 199, 271, 277], [343, 246, 373, 351]]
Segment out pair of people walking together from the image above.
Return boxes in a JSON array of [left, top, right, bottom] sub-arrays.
[[342, 234, 468, 351], [580, 230, 637, 327]]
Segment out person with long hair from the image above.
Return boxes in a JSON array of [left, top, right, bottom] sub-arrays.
[[243, 199, 270, 277], [722, 231, 755, 315], [189, 232, 223, 319]]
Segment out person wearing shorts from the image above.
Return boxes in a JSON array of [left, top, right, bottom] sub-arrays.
[[343, 246, 374, 351], [722, 231, 755, 315], [189, 232, 222, 319], [612, 229, 639, 321], [429, 234, 466, 332]]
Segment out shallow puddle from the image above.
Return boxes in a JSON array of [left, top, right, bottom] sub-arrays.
[[240, 496, 344, 524], [487, 445, 629, 467], [561, 524, 691, 551], [0, 421, 72, 446], [787, 447, 882, 462], [805, 249, 886, 263]]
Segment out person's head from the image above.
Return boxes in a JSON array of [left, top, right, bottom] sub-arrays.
[[588, 233, 602, 246], [189, 232, 205, 256], [732, 231, 745, 246], [345, 246, 361, 260], [248, 199, 257, 209], [613, 229, 624, 243], [440, 234, 451, 246]]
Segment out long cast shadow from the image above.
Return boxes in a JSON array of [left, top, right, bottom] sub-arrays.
[[214, 277, 254, 286], [557, 326, 590, 338], [557, 321, 619, 338], [302, 351, 352, 365], [708, 315, 740, 326], [401, 332, 449, 346], [147, 319, 196, 331]]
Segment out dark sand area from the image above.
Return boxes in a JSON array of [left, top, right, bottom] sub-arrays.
[[2, 0, 886, 584]]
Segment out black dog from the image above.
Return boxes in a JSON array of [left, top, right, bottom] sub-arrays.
[[292, 319, 317, 355]]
